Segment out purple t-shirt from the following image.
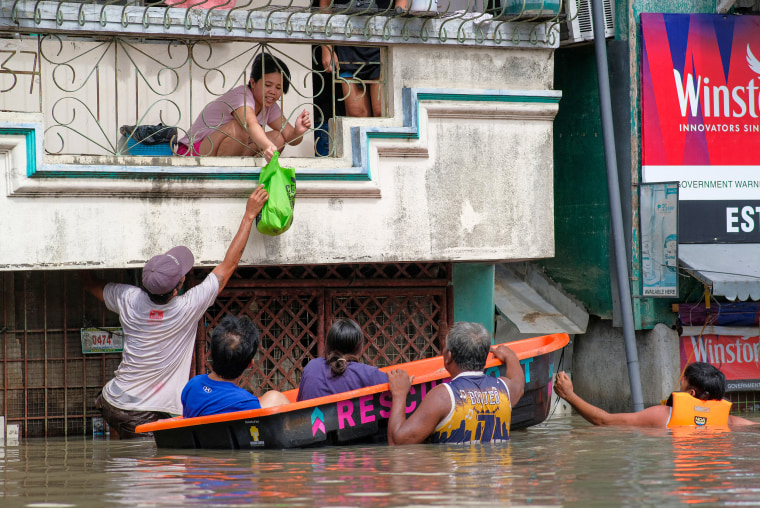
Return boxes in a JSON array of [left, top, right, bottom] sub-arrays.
[[296, 358, 388, 402], [178, 84, 282, 147]]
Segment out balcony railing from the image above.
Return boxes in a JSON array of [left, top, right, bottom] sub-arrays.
[[1, 0, 565, 166], [3, 37, 336, 158], [6, 0, 565, 45]]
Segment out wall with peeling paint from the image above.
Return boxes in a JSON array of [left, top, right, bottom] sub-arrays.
[[0, 45, 558, 271]]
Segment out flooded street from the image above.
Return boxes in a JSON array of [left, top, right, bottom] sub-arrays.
[[3, 415, 760, 507]]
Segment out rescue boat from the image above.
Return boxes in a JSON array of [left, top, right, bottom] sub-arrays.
[[136, 333, 569, 449]]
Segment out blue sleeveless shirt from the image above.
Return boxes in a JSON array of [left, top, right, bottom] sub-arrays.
[[429, 372, 512, 444]]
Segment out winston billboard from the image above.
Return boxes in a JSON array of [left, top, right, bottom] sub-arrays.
[[680, 332, 760, 391], [641, 14, 760, 242]]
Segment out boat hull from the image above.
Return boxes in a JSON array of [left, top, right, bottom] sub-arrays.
[[138, 333, 568, 449]]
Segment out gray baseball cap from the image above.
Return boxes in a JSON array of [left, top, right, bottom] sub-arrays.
[[142, 246, 194, 295]]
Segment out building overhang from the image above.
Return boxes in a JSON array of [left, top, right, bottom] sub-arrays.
[[494, 263, 588, 334], [679, 244, 760, 301]]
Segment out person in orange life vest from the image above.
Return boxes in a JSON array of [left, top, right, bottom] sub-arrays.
[[387, 321, 525, 445], [554, 362, 757, 428]]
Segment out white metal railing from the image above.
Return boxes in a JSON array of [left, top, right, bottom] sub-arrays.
[[1, 1, 564, 161], [5, 0, 564, 46]]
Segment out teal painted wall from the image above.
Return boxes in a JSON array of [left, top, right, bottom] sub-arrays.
[[452, 263, 495, 340], [632, 0, 715, 18]]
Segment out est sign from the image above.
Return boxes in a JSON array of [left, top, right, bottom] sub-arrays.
[[81, 327, 124, 354]]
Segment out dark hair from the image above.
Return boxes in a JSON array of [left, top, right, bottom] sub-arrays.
[[146, 278, 184, 305], [683, 362, 727, 401], [444, 322, 492, 372], [250, 53, 291, 94], [325, 319, 364, 376], [210, 315, 260, 380]]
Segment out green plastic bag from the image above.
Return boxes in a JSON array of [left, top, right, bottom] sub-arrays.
[[256, 151, 296, 236]]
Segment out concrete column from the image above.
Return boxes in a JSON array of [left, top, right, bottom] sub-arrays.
[[571, 317, 679, 411], [453, 263, 495, 339]]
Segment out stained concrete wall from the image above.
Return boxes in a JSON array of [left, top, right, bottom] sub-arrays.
[[570, 317, 680, 412], [0, 44, 558, 271]]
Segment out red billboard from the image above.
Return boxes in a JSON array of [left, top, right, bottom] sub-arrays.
[[680, 332, 760, 391], [641, 14, 760, 242]]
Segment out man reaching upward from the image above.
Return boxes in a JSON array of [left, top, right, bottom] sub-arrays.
[[81, 185, 269, 438]]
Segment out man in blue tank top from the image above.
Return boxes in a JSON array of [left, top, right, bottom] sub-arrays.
[[387, 322, 525, 445]]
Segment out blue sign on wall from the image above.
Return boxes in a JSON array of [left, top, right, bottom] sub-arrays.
[[641, 182, 679, 297]]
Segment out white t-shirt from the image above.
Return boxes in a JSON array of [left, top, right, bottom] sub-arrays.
[[101, 274, 220, 415]]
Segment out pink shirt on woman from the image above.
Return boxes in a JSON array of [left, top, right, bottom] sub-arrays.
[[178, 84, 282, 148]]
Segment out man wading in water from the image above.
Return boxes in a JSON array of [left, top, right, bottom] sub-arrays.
[[386, 321, 525, 445], [554, 362, 757, 428]]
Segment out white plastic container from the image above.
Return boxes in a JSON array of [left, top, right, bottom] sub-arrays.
[[409, 0, 438, 13]]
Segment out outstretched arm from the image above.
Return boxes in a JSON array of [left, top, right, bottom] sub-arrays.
[[242, 107, 277, 162], [491, 344, 525, 406], [80, 271, 106, 302], [554, 371, 668, 427], [387, 369, 451, 445], [210, 185, 268, 293]]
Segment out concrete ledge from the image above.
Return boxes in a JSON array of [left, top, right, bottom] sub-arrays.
[[572, 318, 680, 412]]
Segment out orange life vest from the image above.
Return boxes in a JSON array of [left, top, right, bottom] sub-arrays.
[[666, 392, 731, 428]]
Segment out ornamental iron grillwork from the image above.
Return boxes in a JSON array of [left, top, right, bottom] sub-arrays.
[[1, 0, 575, 159], [1, 37, 345, 158], [199, 262, 451, 394], [7, 1, 567, 47]]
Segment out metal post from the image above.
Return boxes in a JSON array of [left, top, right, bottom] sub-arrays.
[[590, 0, 644, 411]]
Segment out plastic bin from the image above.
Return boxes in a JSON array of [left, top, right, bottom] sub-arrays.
[[127, 138, 174, 156], [314, 124, 330, 157], [488, 0, 561, 18]]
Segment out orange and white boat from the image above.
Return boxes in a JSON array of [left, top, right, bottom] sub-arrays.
[[137, 333, 569, 449]]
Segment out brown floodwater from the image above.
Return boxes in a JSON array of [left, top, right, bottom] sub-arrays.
[[3, 415, 760, 507]]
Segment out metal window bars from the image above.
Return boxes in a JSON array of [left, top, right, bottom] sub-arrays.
[[1, 1, 577, 159]]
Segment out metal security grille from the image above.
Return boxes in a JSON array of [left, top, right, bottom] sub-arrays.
[[199, 263, 451, 395], [226, 262, 448, 285], [1, 271, 125, 438], [329, 289, 446, 368], [0, 262, 450, 437], [202, 289, 323, 394], [727, 391, 760, 413]]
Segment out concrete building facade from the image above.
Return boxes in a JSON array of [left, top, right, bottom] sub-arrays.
[[0, 1, 567, 436]]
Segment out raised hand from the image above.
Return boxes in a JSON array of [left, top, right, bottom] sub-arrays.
[[294, 110, 312, 136], [246, 184, 269, 219]]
